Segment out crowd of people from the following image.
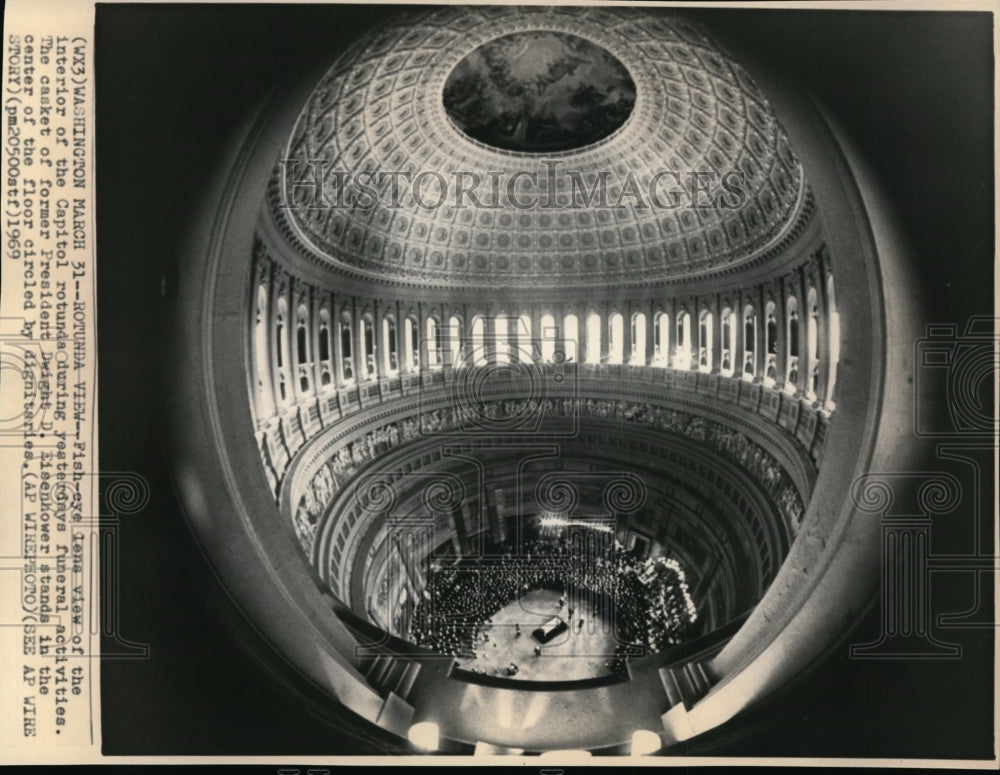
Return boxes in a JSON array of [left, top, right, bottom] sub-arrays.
[[291, 396, 806, 553], [407, 531, 698, 669]]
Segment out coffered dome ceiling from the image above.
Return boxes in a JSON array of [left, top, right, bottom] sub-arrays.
[[275, 6, 813, 290]]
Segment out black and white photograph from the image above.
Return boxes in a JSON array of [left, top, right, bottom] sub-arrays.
[[1, 0, 995, 767]]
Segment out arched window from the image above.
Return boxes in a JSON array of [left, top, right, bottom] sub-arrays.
[[426, 317, 440, 367], [807, 287, 819, 399], [586, 312, 601, 364], [471, 316, 486, 366], [517, 313, 532, 364], [318, 316, 330, 363], [698, 310, 713, 372], [296, 304, 311, 393], [631, 312, 647, 365], [383, 316, 398, 374], [318, 308, 332, 389], [276, 297, 292, 402], [676, 310, 692, 369], [296, 320, 308, 366], [786, 296, 799, 391], [361, 317, 375, 379], [789, 306, 800, 357], [404, 316, 419, 371], [563, 314, 579, 362], [448, 315, 463, 367], [827, 274, 840, 409], [340, 312, 354, 381], [654, 312, 669, 365], [721, 307, 735, 377], [540, 313, 556, 363], [276, 297, 287, 371], [743, 305, 756, 380], [494, 314, 510, 363]]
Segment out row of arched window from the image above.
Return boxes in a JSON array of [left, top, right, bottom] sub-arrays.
[[252, 271, 839, 423]]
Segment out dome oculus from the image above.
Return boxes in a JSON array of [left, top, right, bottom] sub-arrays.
[[442, 31, 636, 153]]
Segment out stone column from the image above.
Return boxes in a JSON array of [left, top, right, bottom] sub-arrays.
[[531, 306, 543, 363], [687, 297, 699, 371], [332, 294, 345, 387], [793, 266, 808, 397], [739, 288, 753, 379], [663, 296, 676, 368], [310, 287, 325, 393], [285, 277, 302, 402], [754, 285, 767, 382], [554, 305, 567, 363], [508, 311, 522, 363], [600, 302, 610, 363], [711, 293, 723, 374], [356, 300, 370, 381], [437, 305, 449, 371], [643, 300, 655, 367], [483, 308, 496, 364], [418, 304, 430, 373], [374, 300, 387, 379], [577, 308, 590, 364], [622, 302, 634, 365], [774, 280, 787, 390]]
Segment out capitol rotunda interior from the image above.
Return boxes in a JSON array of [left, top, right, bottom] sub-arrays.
[[95, 3, 995, 759]]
